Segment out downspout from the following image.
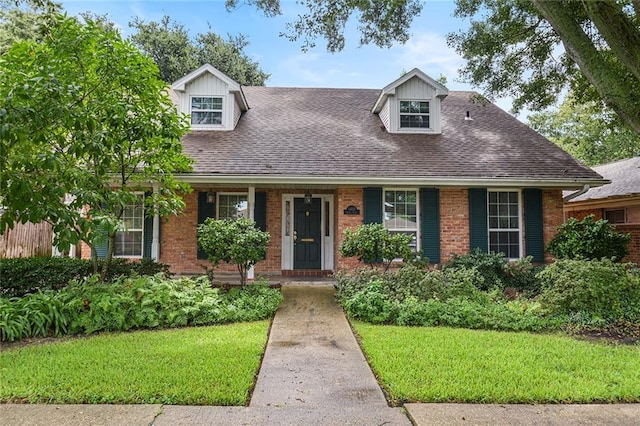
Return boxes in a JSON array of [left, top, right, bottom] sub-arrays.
[[563, 184, 590, 202], [562, 184, 590, 221]]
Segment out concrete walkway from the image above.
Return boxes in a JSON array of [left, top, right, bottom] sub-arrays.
[[2, 282, 640, 425]]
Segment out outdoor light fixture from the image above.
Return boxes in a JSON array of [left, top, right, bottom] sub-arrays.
[[206, 191, 215, 204], [304, 191, 313, 204]]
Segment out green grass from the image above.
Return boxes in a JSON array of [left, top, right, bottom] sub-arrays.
[[353, 322, 640, 404], [0, 322, 269, 405]]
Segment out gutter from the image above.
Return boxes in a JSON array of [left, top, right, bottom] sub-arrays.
[[176, 174, 608, 189], [563, 184, 590, 202]]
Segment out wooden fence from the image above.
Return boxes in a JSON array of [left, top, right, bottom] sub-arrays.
[[0, 222, 53, 258]]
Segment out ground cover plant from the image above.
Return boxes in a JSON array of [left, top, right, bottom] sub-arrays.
[[0, 275, 283, 342], [0, 322, 269, 405], [336, 253, 640, 339], [353, 323, 640, 404]]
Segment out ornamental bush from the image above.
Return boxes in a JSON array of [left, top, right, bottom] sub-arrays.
[[197, 218, 270, 286], [547, 215, 631, 261], [537, 258, 640, 322], [0, 257, 171, 297], [339, 223, 413, 271]]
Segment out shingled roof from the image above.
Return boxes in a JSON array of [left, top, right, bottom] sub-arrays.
[[179, 86, 604, 187], [567, 157, 640, 202]]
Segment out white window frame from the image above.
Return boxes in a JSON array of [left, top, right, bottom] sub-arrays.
[[217, 192, 248, 220], [383, 188, 420, 255], [487, 189, 522, 260], [114, 193, 145, 259], [190, 95, 224, 128], [399, 99, 431, 130]]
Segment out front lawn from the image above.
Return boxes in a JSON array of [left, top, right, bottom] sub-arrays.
[[354, 322, 640, 404], [0, 322, 269, 405]]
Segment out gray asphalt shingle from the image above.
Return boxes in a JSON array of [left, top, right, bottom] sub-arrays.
[[567, 157, 640, 202], [180, 87, 603, 182]]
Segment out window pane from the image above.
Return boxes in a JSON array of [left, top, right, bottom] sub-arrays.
[[219, 194, 248, 220], [488, 191, 520, 257], [192, 111, 222, 125], [192, 97, 222, 110], [604, 209, 625, 224], [400, 115, 429, 128]]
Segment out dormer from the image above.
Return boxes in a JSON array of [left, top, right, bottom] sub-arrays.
[[171, 64, 249, 131], [372, 68, 448, 134]]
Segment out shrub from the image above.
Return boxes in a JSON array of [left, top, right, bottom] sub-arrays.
[[537, 258, 640, 322], [197, 218, 270, 286], [1, 275, 283, 342], [339, 223, 413, 271], [0, 257, 172, 297], [547, 215, 631, 261], [443, 249, 511, 290]]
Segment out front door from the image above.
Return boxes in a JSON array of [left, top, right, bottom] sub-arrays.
[[294, 197, 322, 269]]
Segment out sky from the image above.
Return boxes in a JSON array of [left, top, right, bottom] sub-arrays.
[[58, 0, 517, 114]]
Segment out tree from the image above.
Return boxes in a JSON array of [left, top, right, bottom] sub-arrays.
[[547, 215, 631, 261], [235, 0, 640, 136], [129, 15, 270, 85], [0, 14, 192, 279], [0, 0, 60, 53], [447, 0, 640, 135], [528, 94, 640, 166], [197, 218, 270, 286], [339, 223, 413, 272]]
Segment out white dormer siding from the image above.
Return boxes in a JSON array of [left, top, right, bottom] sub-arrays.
[[372, 68, 448, 135], [172, 64, 249, 131]]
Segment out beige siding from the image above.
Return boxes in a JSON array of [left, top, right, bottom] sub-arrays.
[[379, 98, 391, 131], [180, 73, 235, 130], [391, 76, 443, 134]]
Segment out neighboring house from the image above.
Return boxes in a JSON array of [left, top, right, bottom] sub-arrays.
[[564, 157, 640, 264], [84, 65, 606, 276]]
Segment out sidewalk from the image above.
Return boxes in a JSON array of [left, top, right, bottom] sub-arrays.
[[1, 282, 639, 425]]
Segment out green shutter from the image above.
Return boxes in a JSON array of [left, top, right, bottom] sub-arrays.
[[420, 188, 440, 263], [254, 192, 267, 232], [469, 188, 488, 253], [363, 187, 383, 224], [143, 192, 153, 259], [94, 238, 108, 259], [197, 191, 216, 260], [523, 188, 545, 262]]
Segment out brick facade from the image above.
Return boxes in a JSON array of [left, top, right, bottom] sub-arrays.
[[439, 188, 470, 262], [87, 186, 565, 275]]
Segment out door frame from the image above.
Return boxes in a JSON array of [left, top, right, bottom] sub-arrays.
[[281, 193, 334, 271]]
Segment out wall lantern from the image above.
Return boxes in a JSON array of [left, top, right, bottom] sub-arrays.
[[206, 191, 216, 204], [304, 191, 313, 204]]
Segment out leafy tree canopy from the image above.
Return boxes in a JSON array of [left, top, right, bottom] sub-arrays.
[[528, 93, 640, 166], [129, 15, 270, 85], [0, 14, 192, 277], [0, 0, 60, 53], [447, 0, 640, 135]]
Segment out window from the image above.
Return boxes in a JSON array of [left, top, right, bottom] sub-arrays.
[[604, 209, 626, 224], [488, 191, 521, 258], [400, 100, 429, 129], [114, 196, 144, 257], [191, 96, 222, 125], [384, 189, 418, 252], [218, 193, 248, 220]]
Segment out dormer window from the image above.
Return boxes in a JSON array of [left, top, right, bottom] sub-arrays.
[[191, 96, 223, 126], [400, 100, 430, 129]]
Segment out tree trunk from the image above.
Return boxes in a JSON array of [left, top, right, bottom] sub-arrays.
[[532, 0, 640, 135]]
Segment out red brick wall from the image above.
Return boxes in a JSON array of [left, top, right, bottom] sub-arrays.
[[334, 187, 365, 271], [567, 208, 603, 221], [543, 190, 564, 263], [439, 188, 469, 262], [160, 188, 284, 275]]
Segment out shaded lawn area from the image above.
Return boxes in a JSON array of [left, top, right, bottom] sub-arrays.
[[353, 322, 640, 404], [0, 322, 269, 405]]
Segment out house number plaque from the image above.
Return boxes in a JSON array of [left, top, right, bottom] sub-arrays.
[[343, 205, 360, 215]]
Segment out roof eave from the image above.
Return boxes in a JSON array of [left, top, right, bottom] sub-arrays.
[[176, 174, 609, 189]]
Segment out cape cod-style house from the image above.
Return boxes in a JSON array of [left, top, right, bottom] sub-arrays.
[[85, 64, 606, 277]]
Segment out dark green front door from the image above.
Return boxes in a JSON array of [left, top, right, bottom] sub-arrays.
[[294, 197, 322, 269]]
